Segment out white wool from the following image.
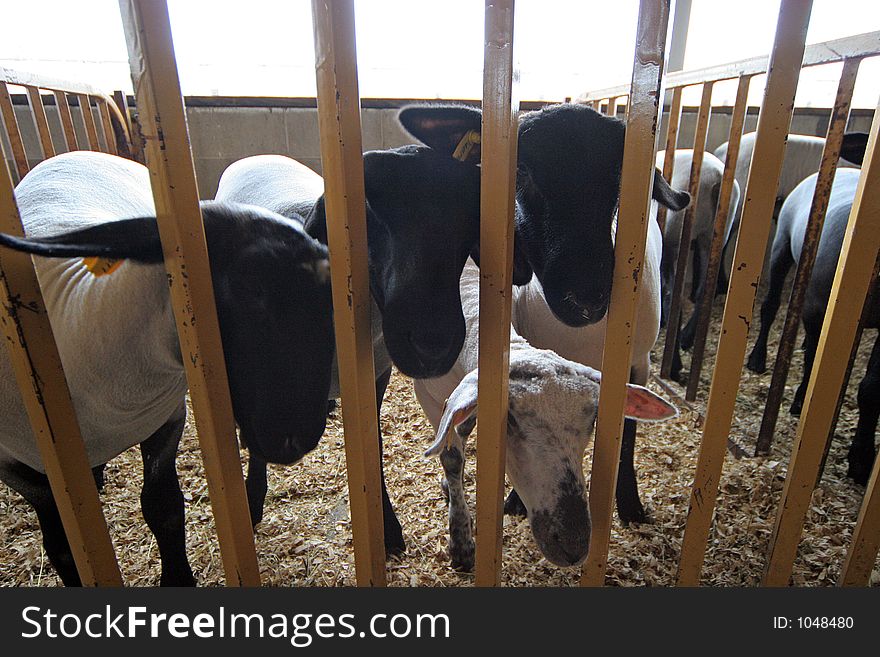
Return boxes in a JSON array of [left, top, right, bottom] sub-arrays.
[[0, 152, 186, 473]]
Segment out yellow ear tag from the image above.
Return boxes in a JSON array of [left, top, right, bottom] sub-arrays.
[[452, 130, 481, 162], [82, 256, 123, 277]]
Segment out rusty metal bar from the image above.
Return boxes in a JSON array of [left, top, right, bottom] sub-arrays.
[[54, 91, 79, 151], [77, 94, 100, 150], [764, 101, 880, 587], [581, 0, 671, 587], [0, 146, 122, 586], [578, 30, 880, 102], [311, 0, 386, 587], [97, 99, 119, 156], [840, 425, 880, 585], [112, 90, 136, 160], [660, 81, 713, 380], [656, 85, 683, 234], [0, 82, 29, 179], [25, 87, 55, 159], [817, 251, 880, 484], [118, 0, 261, 587], [474, 0, 518, 588], [686, 74, 753, 401], [677, 0, 813, 586], [754, 58, 861, 455]]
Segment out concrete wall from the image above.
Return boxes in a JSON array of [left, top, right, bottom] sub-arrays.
[[3, 100, 875, 199]]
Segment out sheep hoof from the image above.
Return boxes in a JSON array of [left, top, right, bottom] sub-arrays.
[[450, 544, 475, 572], [746, 351, 766, 374], [617, 502, 652, 526], [847, 451, 875, 487]]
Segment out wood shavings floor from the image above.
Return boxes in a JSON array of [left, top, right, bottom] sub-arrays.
[[1, 291, 877, 587]]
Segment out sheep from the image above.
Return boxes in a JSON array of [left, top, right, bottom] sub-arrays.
[[0, 151, 335, 586], [745, 167, 878, 485], [713, 131, 867, 286], [399, 102, 690, 524], [215, 149, 532, 555], [656, 149, 741, 381], [413, 259, 678, 570]]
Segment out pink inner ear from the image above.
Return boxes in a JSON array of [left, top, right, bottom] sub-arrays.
[[452, 403, 477, 428], [624, 386, 677, 421]]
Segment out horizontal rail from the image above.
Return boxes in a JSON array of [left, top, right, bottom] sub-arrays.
[[579, 30, 880, 101]]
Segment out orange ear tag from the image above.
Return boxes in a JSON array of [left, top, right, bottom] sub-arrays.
[[82, 257, 123, 277]]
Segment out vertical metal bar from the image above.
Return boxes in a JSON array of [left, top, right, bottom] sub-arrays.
[[118, 0, 261, 587], [311, 0, 386, 587], [686, 74, 753, 401], [98, 99, 119, 156], [661, 80, 713, 380], [0, 148, 122, 586], [474, 0, 518, 588], [25, 87, 55, 159], [817, 251, 880, 484], [840, 434, 880, 586], [677, 0, 813, 586], [763, 103, 880, 587], [607, 96, 618, 117], [112, 90, 136, 160], [581, 0, 671, 587], [657, 85, 683, 234], [54, 91, 79, 151], [754, 57, 860, 454], [0, 82, 29, 179], [77, 94, 100, 150]]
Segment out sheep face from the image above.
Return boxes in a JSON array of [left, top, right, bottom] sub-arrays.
[[306, 145, 481, 379], [504, 352, 596, 567], [206, 204, 335, 465]]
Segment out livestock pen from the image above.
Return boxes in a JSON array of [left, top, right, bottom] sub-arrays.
[[0, 0, 878, 588]]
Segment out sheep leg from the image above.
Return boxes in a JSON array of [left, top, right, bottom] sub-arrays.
[[245, 453, 268, 528], [615, 417, 649, 525], [503, 488, 528, 517], [681, 245, 707, 351], [0, 457, 104, 586], [848, 333, 880, 485], [660, 234, 676, 329], [747, 237, 793, 373], [439, 434, 474, 571], [140, 400, 195, 586], [790, 321, 820, 416], [376, 367, 406, 556]]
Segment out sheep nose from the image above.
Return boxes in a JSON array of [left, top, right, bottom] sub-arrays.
[[408, 330, 457, 364]]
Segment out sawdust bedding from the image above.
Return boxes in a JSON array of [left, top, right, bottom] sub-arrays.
[[1, 291, 877, 587]]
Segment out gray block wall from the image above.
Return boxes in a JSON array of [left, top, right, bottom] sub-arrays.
[[3, 100, 875, 199]]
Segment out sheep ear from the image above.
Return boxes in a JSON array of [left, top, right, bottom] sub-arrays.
[[425, 372, 479, 457], [623, 384, 678, 422], [303, 196, 329, 245], [0, 217, 164, 271], [653, 168, 691, 211], [840, 132, 869, 166], [398, 104, 483, 161]]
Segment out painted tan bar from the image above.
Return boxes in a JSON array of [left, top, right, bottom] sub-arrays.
[[311, 0, 386, 587], [26, 87, 55, 159], [474, 0, 518, 588], [54, 91, 79, 151], [840, 441, 880, 585], [0, 148, 122, 586], [0, 82, 29, 179], [656, 85, 682, 234], [581, 0, 670, 587], [118, 0, 261, 587], [755, 58, 860, 454], [98, 99, 119, 156], [763, 100, 880, 587], [686, 74, 753, 401], [77, 94, 100, 150], [660, 81, 713, 381], [676, 0, 813, 587]]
